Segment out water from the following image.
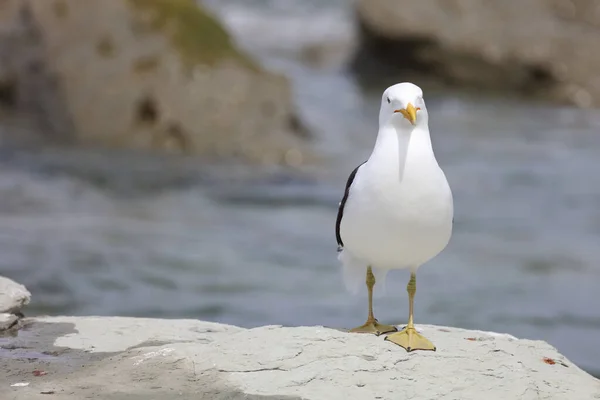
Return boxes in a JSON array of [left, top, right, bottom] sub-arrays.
[[1, 0, 600, 378]]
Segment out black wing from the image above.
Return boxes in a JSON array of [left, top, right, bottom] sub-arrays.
[[335, 161, 366, 250]]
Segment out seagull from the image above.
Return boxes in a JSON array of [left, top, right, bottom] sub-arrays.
[[335, 82, 453, 352]]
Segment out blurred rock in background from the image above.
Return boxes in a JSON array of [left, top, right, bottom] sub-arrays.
[[353, 0, 599, 108], [0, 0, 311, 164]]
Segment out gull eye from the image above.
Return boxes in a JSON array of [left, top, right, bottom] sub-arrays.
[[386, 97, 391, 104]]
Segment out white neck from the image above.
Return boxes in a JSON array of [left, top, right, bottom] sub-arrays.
[[368, 122, 435, 181]]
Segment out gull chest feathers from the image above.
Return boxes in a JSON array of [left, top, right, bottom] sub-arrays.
[[335, 82, 454, 352]]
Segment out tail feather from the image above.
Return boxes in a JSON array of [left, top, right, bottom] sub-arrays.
[[338, 250, 388, 297], [371, 265, 389, 298]]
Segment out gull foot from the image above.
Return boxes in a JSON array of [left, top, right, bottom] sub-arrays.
[[349, 319, 397, 336], [385, 327, 436, 352]]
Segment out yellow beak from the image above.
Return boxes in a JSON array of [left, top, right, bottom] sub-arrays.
[[394, 103, 418, 125]]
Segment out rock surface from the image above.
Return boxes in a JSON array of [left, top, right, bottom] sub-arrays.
[[1, 316, 599, 400], [0, 0, 309, 164], [354, 0, 600, 108], [0, 313, 18, 331], [0, 276, 31, 315]]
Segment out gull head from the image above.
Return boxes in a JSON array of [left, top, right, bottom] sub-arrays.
[[379, 82, 428, 130]]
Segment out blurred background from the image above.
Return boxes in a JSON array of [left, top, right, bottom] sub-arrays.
[[1, 0, 600, 378]]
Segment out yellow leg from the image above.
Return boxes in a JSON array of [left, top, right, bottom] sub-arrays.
[[385, 272, 436, 352], [349, 266, 397, 336]]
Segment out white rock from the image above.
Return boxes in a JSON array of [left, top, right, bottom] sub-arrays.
[[0, 313, 18, 330], [1, 316, 599, 400], [0, 276, 30, 314]]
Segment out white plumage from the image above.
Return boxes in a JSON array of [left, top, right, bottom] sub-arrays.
[[336, 82, 453, 290]]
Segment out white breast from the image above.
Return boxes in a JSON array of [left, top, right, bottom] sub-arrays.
[[339, 126, 453, 271]]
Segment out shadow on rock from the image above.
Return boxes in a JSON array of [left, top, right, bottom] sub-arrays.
[[0, 319, 111, 384]]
